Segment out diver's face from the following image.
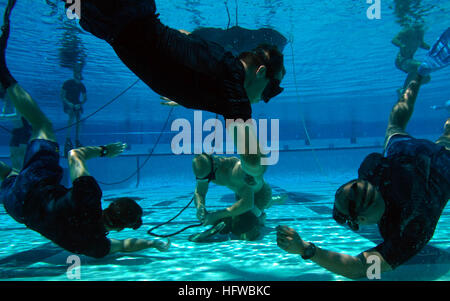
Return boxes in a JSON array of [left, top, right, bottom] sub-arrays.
[[334, 180, 384, 230], [262, 67, 285, 103], [250, 66, 285, 104]]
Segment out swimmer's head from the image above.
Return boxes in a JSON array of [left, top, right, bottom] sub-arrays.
[[238, 44, 285, 104], [334, 179, 385, 231], [103, 197, 143, 231]]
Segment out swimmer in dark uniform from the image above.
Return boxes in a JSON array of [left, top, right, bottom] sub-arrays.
[[189, 154, 285, 242], [276, 28, 450, 279], [62, 0, 286, 176], [189, 26, 288, 56], [61, 65, 87, 154], [0, 1, 169, 258], [392, 23, 431, 95]]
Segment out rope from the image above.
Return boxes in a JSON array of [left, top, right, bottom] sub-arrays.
[[147, 196, 203, 238], [224, 0, 231, 29], [235, 0, 238, 26], [0, 79, 140, 134], [97, 105, 175, 185], [288, 34, 327, 178], [0, 124, 11, 133], [55, 78, 140, 132]]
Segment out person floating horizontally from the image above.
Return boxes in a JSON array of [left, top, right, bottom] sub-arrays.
[[61, 0, 286, 177]]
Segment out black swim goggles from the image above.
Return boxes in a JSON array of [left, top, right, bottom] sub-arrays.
[[333, 181, 361, 231], [262, 78, 284, 103], [251, 48, 284, 103]]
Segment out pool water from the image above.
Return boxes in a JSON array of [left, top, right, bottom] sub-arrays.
[[0, 0, 449, 282], [1, 151, 449, 281]]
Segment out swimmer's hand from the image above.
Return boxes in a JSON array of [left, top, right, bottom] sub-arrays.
[[202, 210, 227, 226], [276, 225, 306, 255], [152, 239, 171, 252], [160, 96, 180, 107], [104, 142, 127, 158]]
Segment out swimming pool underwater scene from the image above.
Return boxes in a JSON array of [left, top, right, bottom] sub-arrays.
[[0, 0, 449, 283]]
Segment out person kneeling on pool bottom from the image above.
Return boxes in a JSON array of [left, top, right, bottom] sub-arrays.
[[0, 3, 169, 258], [276, 28, 450, 279], [189, 153, 286, 242]]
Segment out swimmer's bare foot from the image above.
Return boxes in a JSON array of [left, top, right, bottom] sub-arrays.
[[153, 238, 171, 252]]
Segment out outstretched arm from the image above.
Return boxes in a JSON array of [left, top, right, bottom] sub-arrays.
[[384, 74, 423, 145], [276, 225, 392, 279], [109, 238, 170, 255], [67, 142, 127, 182]]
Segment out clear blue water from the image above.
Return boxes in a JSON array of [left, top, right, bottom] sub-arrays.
[[0, 0, 449, 281]]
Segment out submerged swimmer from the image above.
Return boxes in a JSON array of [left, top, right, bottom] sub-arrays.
[[392, 23, 431, 93], [61, 65, 87, 155], [277, 28, 450, 279], [64, 0, 285, 117], [0, 2, 169, 258], [189, 153, 285, 242], [159, 25, 287, 107], [61, 0, 286, 176]]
